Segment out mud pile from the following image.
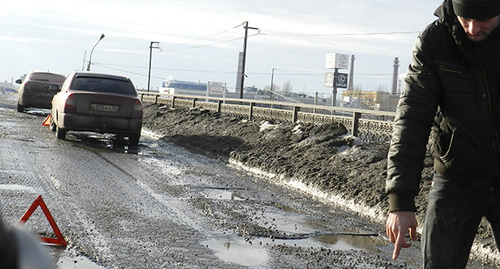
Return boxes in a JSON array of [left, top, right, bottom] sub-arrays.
[[141, 103, 497, 263], [142, 104, 433, 219]]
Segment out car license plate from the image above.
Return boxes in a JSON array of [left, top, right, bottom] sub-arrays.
[[90, 104, 119, 112]]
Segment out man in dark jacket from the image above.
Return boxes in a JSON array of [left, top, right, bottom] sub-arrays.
[[385, 0, 500, 267]]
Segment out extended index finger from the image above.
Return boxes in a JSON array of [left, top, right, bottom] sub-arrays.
[[392, 232, 404, 259]]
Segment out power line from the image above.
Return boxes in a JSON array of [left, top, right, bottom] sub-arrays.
[[166, 23, 256, 52], [111, 23, 247, 67], [177, 23, 245, 46], [260, 31, 421, 37], [95, 62, 395, 79], [184, 36, 244, 50], [95, 62, 237, 74]]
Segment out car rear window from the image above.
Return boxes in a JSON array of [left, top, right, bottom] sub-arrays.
[[29, 73, 66, 83], [70, 77, 137, 96]]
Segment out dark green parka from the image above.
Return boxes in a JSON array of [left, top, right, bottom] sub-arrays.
[[386, 0, 500, 212]]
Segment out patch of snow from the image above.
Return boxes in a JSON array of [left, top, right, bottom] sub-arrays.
[[259, 121, 278, 132], [292, 124, 303, 135], [228, 158, 387, 223]]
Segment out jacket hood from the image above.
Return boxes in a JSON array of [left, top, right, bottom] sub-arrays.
[[434, 0, 457, 29], [434, 0, 473, 56]]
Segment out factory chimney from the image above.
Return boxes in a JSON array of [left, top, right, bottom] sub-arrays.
[[392, 57, 400, 95], [348, 55, 355, 91]]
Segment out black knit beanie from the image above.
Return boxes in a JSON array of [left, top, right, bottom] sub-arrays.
[[452, 0, 500, 19]]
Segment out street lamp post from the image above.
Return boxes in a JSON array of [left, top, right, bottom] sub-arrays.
[[87, 34, 105, 71], [148, 41, 161, 92]]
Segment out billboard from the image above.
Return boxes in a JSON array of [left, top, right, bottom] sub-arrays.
[[325, 53, 349, 69], [208, 81, 226, 94], [325, 72, 348, 88]]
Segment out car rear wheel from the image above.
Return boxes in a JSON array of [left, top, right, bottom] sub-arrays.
[[17, 103, 24, 112], [115, 134, 126, 146], [49, 115, 56, 132], [129, 133, 140, 146], [56, 125, 67, 140]]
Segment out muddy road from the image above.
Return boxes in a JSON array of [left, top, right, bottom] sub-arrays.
[[0, 92, 487, 268]]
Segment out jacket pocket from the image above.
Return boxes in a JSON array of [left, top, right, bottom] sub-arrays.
[[438, 62, 473, 93], [436, 126, 489, 174], [437, 130, 455, 163], [437, 62, 477, 123]]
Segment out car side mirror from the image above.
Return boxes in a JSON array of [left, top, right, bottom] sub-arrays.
[[15, 79, 22, 84], [49, 85, 60, 92]]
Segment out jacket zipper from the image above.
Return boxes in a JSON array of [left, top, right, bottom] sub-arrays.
[[480, 64, 500, 155], [440, 68, 466, 75]]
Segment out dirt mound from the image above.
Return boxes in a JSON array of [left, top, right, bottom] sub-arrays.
[[142, 104, 431, 217], [141, 103, 497, 263]]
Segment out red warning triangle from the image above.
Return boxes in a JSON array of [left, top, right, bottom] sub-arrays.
[[42, 114, 51, 127], [18, 195, 67, 246]]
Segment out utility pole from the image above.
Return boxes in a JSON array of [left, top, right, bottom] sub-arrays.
[[239, 21, 259, 99], [332, 68, 338, 107], [148, 41, 161, 92]]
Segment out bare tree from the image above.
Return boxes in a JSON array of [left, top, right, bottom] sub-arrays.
[[376, 84, 388, 92], [281, 80, 293, 94], [264, 84, 280, 94]]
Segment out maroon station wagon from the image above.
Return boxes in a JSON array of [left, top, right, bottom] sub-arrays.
[[50, 71, 143, 146]]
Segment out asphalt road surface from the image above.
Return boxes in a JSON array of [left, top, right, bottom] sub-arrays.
[[0, 92, 488, 268]]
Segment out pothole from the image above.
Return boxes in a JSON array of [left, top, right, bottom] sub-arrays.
[[202, 232, 387, 268], [202, 238, 270, 267]]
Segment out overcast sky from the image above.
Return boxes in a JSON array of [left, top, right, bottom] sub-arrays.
[[1, 0, 440, 96]]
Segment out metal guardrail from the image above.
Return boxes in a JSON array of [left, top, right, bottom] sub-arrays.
[[138, 91, 396, 142]]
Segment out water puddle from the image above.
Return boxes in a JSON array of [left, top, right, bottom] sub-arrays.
[[202, 188, 245, 201], [312, 232, 387, 251], [66, 132, 139, 154], [203, 233, 386, 267], [202, 238, 270, 267], [203, 200, 388, 267], [25, 108, 51, 116], [262, 232, 385, 251]]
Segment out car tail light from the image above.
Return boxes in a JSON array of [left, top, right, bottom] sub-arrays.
[[64, 94, 76, 113], [132, 99, 143, 118]]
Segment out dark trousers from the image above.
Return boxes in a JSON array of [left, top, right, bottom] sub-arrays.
[[423, 172, 500, 268]]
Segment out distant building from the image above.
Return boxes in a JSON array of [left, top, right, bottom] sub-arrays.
[[342, 90, 397, 111], [244, 85, 259, 93]]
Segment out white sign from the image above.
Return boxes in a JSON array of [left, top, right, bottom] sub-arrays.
[[325, 53, 349, 69], [324, 72, 348, 88], [324, 72, 334, 87], [336, 73, 348, 88], [208, 81, 226, 94]]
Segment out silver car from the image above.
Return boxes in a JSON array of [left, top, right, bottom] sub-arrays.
[[50, 71, 143, 146], [16, 71, 66, 112]]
